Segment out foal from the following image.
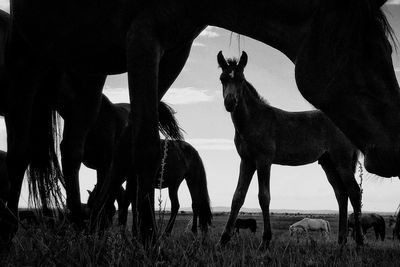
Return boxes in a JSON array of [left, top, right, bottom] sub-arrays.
[[217, 51, 362, 249]]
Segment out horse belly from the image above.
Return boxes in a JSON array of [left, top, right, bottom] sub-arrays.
[[273, 145, 325, 166]]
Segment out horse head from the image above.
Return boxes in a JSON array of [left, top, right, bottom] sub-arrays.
[[217, 51, 248, 112], [86, 185, 116, 228]]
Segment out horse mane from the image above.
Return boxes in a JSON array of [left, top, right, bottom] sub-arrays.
[[243, 81, 270, 106], [316, 0, 397, 61]]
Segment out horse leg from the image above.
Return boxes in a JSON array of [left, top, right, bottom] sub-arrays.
[[189, 209, 198, 234], [125, 173, 138, 236], [256, 162, 272, 250], [164, 187, 179, 235], [320, 156, 349, 245], [1, 60, 45, 244], [338, 169, 363, 245], [220, 159, 256, 245], [61, 73, 105, 227], [117, 185, 129, 226], [126, 16, 164, 244]]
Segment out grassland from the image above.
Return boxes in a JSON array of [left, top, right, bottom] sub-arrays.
[[1, 212, 400, 266]]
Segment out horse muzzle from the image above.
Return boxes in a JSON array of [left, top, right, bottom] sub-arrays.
[[224, 96, 237, 112], [363, 144, 400, 177]]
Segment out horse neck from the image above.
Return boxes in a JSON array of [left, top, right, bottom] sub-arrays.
[[231, 82, 266, 134], [202, 0, 318, 62]]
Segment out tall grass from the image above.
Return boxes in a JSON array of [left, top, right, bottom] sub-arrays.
[[2, 213, 400, 266]]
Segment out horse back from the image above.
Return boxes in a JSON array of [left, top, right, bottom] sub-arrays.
[[272, 109, 354, 165]]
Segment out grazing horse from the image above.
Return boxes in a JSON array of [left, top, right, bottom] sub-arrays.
[[348, 213, 386, 241], [6, 0, 400, 244], [57, 93, 182, 216], [88, 133, 213, 235], [289, 218, 331, 239], [217, 51, 362, 249], [234, 218, 257, 234]]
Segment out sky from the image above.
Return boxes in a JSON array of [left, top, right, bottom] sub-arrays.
[[0, 2, 400, 213]]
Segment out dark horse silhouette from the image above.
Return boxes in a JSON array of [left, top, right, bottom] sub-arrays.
[[234, 218, 257, 234], [348, 213, 386, 241], [217, 51, 362, 249], [0, 9, 181, 236], [88, 136, 212, 235], [5, 0, 400, 244]]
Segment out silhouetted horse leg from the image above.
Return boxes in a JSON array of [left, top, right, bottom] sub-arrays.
[[126, 17, 163, 244], [115, 186, 126, 225], [373, 226, 379, 241], [319, 156, 349, 244], [1, 48, 39, 243], [191, 210, 198, 234], [118, 186, 130, 226], [339, 170, 363, 245], [165, 186, 180, 235], [127, 174, 138, 236], [257, 161, 272, 250], [220, 160, 256, 245], [61, 73, 105, 227]]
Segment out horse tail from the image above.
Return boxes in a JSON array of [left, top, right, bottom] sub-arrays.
[[158, 101, 184, 140], [27, 79, 64, 214], [185, 144, 212, 231]]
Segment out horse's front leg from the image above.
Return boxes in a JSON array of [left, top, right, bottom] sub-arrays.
[[220, 159, 256, 245], [256, 161, 272, 250], [61, 73, 105, 227], [127, 16, 163, 244]]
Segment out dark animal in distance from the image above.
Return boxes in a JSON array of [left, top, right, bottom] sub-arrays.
[[217, 51, 363, 249], [348, 213, 386, 241], [5, 0, 400, 245], [234, 218, 257, 234]]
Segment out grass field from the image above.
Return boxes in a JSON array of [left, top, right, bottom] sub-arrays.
[[2, 212, 400, 266]]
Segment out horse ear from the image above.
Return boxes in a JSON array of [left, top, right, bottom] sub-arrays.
[[238, 51, 248, 70], [217, 51, 228, 69]]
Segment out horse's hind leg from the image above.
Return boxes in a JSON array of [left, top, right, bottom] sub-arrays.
[[61, 73, 105, 227], [220, 159, 256, 246], [165, 186, 179, 235], [319, 155, 349, 245]]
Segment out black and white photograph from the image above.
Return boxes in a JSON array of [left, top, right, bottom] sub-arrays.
[[0, 0, 399, 265]]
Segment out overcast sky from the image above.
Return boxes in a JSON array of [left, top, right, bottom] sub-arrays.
[[0, 2, 400, 213]]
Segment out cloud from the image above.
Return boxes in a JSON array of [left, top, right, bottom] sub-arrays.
[[193, 42, 206, 47], [0, 0, 9, 12], [199, 26, 219, 38], [186, 138, 235, 151], [387, 0, 400, 4], [162, 87, 215, 105]]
